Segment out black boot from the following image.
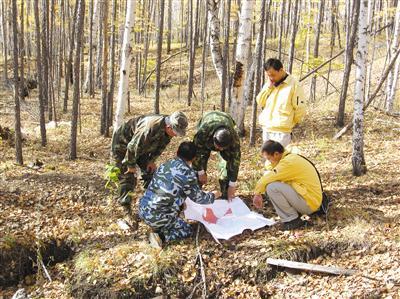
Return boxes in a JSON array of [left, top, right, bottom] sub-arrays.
[[281, 217, 306, 230]]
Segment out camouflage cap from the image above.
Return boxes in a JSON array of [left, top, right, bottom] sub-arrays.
[[168, 111, 188, 136]]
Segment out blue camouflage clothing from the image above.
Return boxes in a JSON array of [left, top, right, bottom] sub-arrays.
[[139, 157, 215, 242]]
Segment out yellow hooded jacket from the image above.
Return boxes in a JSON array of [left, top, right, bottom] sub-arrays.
[[254, 151, 322, 212], [256, 74, 306, 133]]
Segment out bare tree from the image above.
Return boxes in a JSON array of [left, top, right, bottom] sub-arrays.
[[114, 0, 136, 131], [309, 0, 324, 102], [287, 0, 300, 73], [34, 0, 47, 146], [154, 0, 165, 113], [11, 0, 23, 164], [207, 0, 223, 84], [70, 0, 85, 160], [337, 0, 360, 127], [352, 0, 367, 176], [229, 0, 255, 131], [100, 0, 109, 135]]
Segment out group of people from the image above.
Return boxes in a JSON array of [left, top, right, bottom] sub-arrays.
[[110, 58, 329, 248]]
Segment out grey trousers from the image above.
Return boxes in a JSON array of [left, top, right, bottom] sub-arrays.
[[266, 182, 312, 222]]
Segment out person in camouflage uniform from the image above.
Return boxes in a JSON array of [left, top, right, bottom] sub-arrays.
[[139, 141, 220, 247], [192, 111, 241, 200], [111, 111, 188, 228]]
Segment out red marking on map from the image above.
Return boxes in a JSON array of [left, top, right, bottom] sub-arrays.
[[203, 208, 218, 224], [224, 208, 233, 216]]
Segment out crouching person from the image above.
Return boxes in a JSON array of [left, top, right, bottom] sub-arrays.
[[139, 141, 221, 248], [252, 140, 324, 230]]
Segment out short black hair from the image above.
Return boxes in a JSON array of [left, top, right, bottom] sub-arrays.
[[264, 58, 283, 71], [177, 141, 197, 161], [213, 127, 232, 148], [261, 140, 284, 155]]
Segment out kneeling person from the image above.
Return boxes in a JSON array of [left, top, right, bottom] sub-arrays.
[[139, 142, 220, 247], [252, 140, 323, 230]]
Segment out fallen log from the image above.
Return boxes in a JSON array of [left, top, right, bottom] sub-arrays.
[[267, 258, 356, 276]]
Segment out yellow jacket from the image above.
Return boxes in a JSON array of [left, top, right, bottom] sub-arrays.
[[256, 74, 306, 133], [254, 152, 322, 211]]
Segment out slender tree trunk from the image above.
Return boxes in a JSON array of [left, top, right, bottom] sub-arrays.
[[167, 0, 172, 53], [114, 0, 136, 131], [70, 0, 85, 160], [278, 0, 285, 61], [154, 0, 165, 113], [106, 0, 117, 136], [207, 0, 223, 84], [221, 0, 231, 111], [337, 0, 360, 127], [34, 0, 47, 146], [352, 0, 368, 176], [187, 0, 195, 106], [1, 0, 8, 81], [11, 0, 23, 165], [309, 0, 324, 102], [385, 1, 400, 112], [100, 0, 109, 135], [229, 0, 254, 132], [63, 0, 79, 112], [250, 0, 267, 145], [326, 0, 337, 95], [19, 0, 25, 100], [200, 0, 209, 114], [287, 0, 300, 73]]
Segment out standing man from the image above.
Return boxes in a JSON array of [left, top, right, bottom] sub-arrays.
[[111, 111, 188, 229], [192, 111, 241, 200], [256, 58, 306, 147]]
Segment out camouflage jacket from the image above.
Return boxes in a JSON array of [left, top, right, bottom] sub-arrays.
[[140, 157, 215, 217], [192, 111, 241, 182], [112, 114, 172, 168]]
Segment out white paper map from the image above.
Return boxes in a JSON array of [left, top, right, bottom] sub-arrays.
[[184, 197, 276, 241]]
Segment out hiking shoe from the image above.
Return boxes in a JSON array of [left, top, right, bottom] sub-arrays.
[[281, 217, 306, 231], [148, 232, 163, 249]]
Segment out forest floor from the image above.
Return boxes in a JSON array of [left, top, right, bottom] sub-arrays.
[[1, 51, 400, 298]]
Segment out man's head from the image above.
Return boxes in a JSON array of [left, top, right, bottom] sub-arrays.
[[177, 141, 197, 163], [213, 127, 232, 151], [166, 111, 188, 137], [263, 58, 286, 84], [261, 140, 284, 164]]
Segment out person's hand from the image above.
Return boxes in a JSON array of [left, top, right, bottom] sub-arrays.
[[227, 185, 236, 201], [146, 162, 157, 173], [124, 167, 136, 175], [198, 172, 208, 185], [253, 194, 264, 209], [212, 190, 222, 198]]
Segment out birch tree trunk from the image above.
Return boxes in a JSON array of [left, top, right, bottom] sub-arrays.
[[207, 0, 223, 84], [229, 0, 254, 131], [385, 1, 400, 112], [113, 0, 136, 132], [352, 0, 368, 176], [337, 0, 360, 127]]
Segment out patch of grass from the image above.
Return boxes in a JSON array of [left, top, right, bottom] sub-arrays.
[[338, 217, 372, 246]]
